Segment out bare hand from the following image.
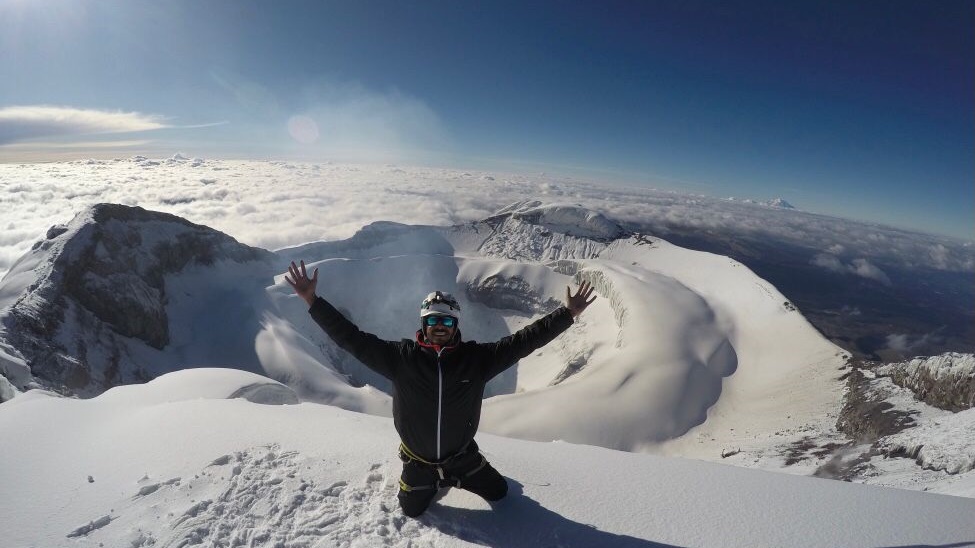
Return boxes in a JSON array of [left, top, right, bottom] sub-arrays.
[[285, 260, 318, 306], [566, 280, 596, 318]]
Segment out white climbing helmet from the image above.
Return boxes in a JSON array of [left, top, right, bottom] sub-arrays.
[[419, 291, 461, 319]]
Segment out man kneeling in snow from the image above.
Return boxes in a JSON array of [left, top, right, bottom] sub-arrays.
[[286, 260, 595, 517]]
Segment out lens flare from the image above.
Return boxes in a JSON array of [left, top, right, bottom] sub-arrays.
[[287, 115, 319, 144]]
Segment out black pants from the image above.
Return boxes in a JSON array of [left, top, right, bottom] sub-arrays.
[[398, 444, 508, 517]]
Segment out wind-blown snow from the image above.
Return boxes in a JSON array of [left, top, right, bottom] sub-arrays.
[[2, 368, 974, 548]]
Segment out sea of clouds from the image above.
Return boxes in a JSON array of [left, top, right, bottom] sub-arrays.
[[0, 156, 971, 283]]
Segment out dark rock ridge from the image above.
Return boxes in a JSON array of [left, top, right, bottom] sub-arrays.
[[0, 203, 274, 395], [836, 367, 918, 443], [824, 355, 975, 481], [465, 275, 562, 315], [875, 353, 975, 412]]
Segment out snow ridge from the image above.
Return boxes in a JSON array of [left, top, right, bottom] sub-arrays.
[[876, 352, 975, 411], [458, 200, 624, 262], [492, 200, 625, 241]]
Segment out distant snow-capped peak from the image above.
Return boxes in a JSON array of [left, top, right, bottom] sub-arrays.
[[725, 196, 797, 210], [765, 198, 796, 209]]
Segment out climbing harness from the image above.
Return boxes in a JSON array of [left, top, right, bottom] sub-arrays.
[[397, 441, 488, 492]]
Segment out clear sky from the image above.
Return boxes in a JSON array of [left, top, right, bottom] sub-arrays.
[[1, 0, 972, 239]]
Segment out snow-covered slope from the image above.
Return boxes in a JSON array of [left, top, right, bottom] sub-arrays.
[[1, 201, 847, 455], [3, 200, 971, 501], [271, 202, 849, 454], [1, 368, 973, 548], [0, 204, 275, 395]]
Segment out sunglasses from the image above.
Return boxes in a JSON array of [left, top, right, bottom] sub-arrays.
[[424, 315, 457, 328]]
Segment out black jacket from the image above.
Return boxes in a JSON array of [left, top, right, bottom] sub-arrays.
[[309, 296, 575, 461]]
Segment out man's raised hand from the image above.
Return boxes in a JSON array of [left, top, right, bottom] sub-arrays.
[[285, 260, 318, 306], [566, 280, 597, 318]]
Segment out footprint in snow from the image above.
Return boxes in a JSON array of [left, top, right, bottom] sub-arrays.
[[68, 445, 443, 547]]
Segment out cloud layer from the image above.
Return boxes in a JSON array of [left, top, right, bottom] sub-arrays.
[[0, 106, 166, 145], [0, 158, 971, 284]]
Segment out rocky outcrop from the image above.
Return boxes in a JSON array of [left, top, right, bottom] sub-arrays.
[[465, 274, 562, 315], [492, 200, 626, 242], [823, 358, 975, 482], [472, 201, 625, 262], [875, 353, 975, 412], [0, 204, 274, 395], [836, 368, 918, 443]]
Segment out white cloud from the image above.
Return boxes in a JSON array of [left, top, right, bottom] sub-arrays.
[[0, 105, 167, 145], [811, 253, 846, 273], [809, 254, 892, 285], [885, 331, 938, 354], [929, 244, 951, 269], [885, 334, 911, 353], [849, 258, 891, 285]]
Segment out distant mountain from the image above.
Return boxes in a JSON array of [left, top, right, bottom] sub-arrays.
[[724, 196, 797, 209], [765, 197, 796, 209]]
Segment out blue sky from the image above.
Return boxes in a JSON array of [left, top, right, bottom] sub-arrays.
[[1, 0, 972, 239]]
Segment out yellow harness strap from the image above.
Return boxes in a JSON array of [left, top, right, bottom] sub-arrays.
[[399, 442, 437, 466]]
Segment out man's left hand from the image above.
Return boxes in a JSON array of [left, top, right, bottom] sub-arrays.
[[566, 280, 597, 318]]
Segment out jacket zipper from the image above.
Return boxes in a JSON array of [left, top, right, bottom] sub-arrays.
[[436, 348, 444, 460]]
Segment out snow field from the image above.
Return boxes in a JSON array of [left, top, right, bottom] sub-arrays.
[[2, 368, 974, 548]]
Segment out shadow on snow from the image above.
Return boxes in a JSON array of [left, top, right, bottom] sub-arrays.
[[420, 480, 685, 548]]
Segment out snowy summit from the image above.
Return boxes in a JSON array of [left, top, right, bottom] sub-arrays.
[[764, 197, 796, 209], [1, 200, 973, 547]]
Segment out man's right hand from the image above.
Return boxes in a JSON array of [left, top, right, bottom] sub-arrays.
[[285, 260, 318, 307]]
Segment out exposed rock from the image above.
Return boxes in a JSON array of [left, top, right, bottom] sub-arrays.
[[228, 382, 300, 405], [473, 201, 625, 262], [878, 407, 975, 474], [0, 203, 275, 395], [836, 368, 918, 443], [875, 353, 975, 412], [492, 200, 626, 241], [465, 275, 561, 315], [550, 351, 591, 386]]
